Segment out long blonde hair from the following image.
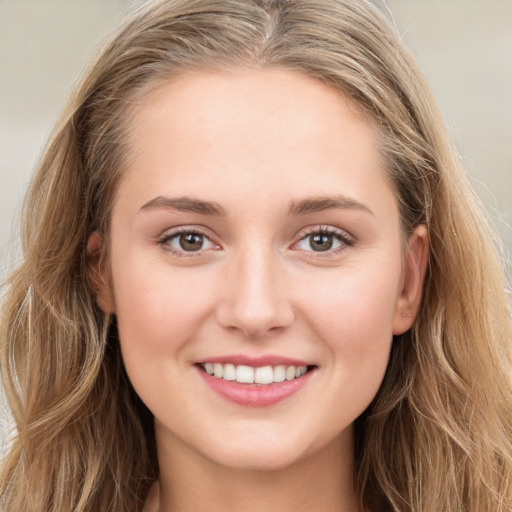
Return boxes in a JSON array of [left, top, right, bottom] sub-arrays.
[[1, 0, 511, 510]]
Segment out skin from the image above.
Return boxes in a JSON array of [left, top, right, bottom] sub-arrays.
[[90, 68, 427, 512]]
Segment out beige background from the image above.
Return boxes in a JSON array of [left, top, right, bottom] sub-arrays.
[[1, 0, 511, 448]]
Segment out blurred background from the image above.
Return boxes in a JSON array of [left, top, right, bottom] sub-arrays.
[[1, 0, 511, 449]]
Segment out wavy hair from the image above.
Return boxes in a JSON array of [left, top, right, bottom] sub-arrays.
[[1, 0, 511, 510]]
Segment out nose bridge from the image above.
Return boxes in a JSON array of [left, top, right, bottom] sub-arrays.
[[217, 238, 293, 338]]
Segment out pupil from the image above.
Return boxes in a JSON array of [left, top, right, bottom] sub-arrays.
[[311, 233, 333, 251], [179, 233, 203, 251]]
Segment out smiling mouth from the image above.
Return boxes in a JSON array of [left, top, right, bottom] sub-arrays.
[[198, 363, 316, 385]]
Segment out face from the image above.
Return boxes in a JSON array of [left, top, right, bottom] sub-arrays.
[[91, 68, 426, 472]]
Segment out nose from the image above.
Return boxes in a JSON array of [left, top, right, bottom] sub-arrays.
[[215, 245, 294, 340]]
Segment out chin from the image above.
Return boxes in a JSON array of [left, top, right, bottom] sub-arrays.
[[195, 427, 337, 473], [208, 445, 307, 472]]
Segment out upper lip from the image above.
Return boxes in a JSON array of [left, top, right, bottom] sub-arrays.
[[198, 354, 315, 367]]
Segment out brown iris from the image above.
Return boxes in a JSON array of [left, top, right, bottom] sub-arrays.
[[179, 233, 204, 251], [309, 233, 334, 251]]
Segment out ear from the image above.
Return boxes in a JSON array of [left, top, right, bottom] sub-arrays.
[[392, 225, 428, 335], [87, 232, 115, 314]]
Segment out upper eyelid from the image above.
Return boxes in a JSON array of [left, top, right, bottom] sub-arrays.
[[291, 226, 356, 256], [156, 224, 354, 249], [158, 226, 220, 251], [157, 228, 221, 260], [159, 225, 216, 240], [295, 225, 354, 242]]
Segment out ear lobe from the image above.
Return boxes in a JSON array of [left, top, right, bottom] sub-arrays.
[[87, 232, 115, 314], [392, 225, 428, 335]]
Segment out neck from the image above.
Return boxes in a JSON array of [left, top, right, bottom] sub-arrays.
[[152, 428, 361, 512]]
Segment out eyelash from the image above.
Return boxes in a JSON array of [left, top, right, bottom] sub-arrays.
[[158, 225, 355, 258], [293, 226, 355, 257], [158, 226, 218, 258]]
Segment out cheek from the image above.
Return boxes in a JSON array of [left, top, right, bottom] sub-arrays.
[[298, 261, 401, 393], [110, 260, 222, 421], [110, 254, 217, 370], [303, 264, 400, 341]]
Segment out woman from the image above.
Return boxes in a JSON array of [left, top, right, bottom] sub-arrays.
[[1, 0, 511, 510]]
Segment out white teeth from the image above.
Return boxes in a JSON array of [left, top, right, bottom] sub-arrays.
[[213, 363, 223, 378], [202, 363, 311, 384], [254, 365, 274, 384], [285, 366, 296, 381], [223, 363, 236, 381], [295, 366, 307, 378], [236, 365, 254, 383], [273, 365, 286, 383]]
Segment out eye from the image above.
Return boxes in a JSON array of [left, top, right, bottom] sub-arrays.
[[299, 232, 339, 252], [294, 227, 354, 254], [160, 229, 217, 254]]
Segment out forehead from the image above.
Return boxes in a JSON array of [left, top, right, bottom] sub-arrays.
[[128, 68, 374, 147], [118, 68, 396, 219]]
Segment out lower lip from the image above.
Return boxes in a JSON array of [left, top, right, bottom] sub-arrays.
[[197, 367, 314, 407]]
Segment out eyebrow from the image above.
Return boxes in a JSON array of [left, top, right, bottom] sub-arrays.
[[139, 194, 373, 218], [140, 196, 227, 216], [288, 195, 374, 217]]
